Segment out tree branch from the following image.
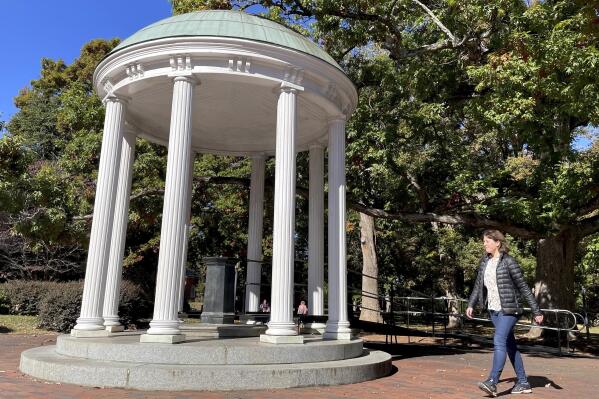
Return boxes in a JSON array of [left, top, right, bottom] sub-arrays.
[[260, 0, 473, 61], [71, 174, 541, 240], [576, 191, 599, 218], [348, 202, 541, 240], [411, 0, 456, 45], [575, 214, 599, 238], [392, 37, 466, 59]]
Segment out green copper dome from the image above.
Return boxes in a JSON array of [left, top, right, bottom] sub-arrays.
[[110, 10, 341, 70]]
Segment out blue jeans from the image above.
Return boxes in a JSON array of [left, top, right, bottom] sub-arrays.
[[488, 310, 527, 384]]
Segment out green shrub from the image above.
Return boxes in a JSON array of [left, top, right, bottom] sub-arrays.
[[118, 280, 153, 327], [0, 286, 9, 314], [36, 280, 152, 333], [1, 280, 54, 315], [37, 281, 82, 332], [584, 283, 599, 326]]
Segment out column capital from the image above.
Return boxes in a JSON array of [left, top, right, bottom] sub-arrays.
[[170, 73, 200, 86], [102, 93, 129, 106], [328, 115, 347, 125], [278, 81, 304, 93], [309, 142, 325, 150]]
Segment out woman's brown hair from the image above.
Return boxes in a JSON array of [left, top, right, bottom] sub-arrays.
[[483, 229, 509, 254]]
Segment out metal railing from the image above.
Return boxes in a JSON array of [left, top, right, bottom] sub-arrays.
[[372, 293, 589, 354], [345, 266, 592, 354], [200, 257, 592, 354]]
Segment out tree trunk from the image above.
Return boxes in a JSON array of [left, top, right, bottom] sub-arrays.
[[526, 231, 578, 338], [432, 222, 463, 329], [535, 232, 577, 311], [359, 212, 382, 323], [445, 290, 463, 329]]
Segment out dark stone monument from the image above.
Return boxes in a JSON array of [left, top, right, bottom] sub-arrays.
[[201, 257, 236, 324]]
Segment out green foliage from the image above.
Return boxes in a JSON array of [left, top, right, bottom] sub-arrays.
[[3, 1, 599, 309], [0, 281, 53, 315], [117, 280, 153, 327], [33, 280, 152, 333], [170, 0, 232, 14], [1, 39, 120, 281], [37, 281, 82, 332], [7, 90, 62, 159], [577, 233, 599, 322], [0, 286, 9, 314]]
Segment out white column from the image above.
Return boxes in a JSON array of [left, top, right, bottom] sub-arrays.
[[142, 76, 196, 343], [178, 153, 195, 314], [102, 131, 136, 332], [261, 85, 303, 344], [324, 117, 352, 340], [73, 96, 126, 333], [308, 145, 325, 324], [245, 154, 266, 314]]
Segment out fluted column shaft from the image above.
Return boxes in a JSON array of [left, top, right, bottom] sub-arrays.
[[245, 155, 266, 313], [265, 86, 298, 336], [308, 145, 325, 316], [74, 96, 126, 331], [102, 132, 136, 329], [324, 117, 351, 338], [178, 153, 195, 312], [147, 76, 195, 335]]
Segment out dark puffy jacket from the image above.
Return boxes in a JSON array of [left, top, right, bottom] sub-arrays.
[[468, 253, 541, 316]]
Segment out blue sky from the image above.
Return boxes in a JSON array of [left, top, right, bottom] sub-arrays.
[[0, 0, 173, 121]]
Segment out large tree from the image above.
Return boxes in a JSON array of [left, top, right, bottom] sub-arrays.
[[0, 39, 270, 286], [3, 0, 598, 318], [169, 0, 599, 312]]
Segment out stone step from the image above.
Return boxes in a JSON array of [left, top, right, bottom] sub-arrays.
[[20, 345, 392, 391], [55, 334, 364, 365]]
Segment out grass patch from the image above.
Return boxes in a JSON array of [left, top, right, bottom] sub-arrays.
[[0, 315, 55, 335]]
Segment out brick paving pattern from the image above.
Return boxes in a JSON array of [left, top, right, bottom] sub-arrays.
[[1, 334, 598, 398]]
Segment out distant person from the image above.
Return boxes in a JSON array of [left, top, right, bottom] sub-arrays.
[[259, 299, 270, 313], [466, 230, 543, 396], [297, 300, 308, 333]]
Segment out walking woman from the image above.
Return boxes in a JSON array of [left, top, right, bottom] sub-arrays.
[[466, 230, 544, 396]]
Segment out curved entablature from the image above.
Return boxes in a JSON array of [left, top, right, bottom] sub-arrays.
[[94, 37, 357, 155]]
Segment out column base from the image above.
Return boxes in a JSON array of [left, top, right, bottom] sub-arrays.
[[105, 325, 125, 333], [324, 321, 353, 340], [70, 329, 111, 338], [264, 321, 297, 336], [73, 317, 105, 331], [260, 334, 304, 344], [323, 331, 353, 340], [147, 320, 182, 335], [303, 322, 327, 334], [140, 334, 186, 344]]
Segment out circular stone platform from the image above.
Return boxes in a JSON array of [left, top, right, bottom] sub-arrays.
[[55, 333, 363, 364], [20, 333, 392, 391]]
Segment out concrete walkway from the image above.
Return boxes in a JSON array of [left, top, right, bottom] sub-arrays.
[[1, 334, 598, 398]]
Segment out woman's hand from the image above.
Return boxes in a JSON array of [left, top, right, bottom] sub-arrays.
[[534, 314, 544, 325], [466, 307, 474, 319]]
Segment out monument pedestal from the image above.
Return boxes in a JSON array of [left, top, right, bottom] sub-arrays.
[[201, 257, 236, 324]]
